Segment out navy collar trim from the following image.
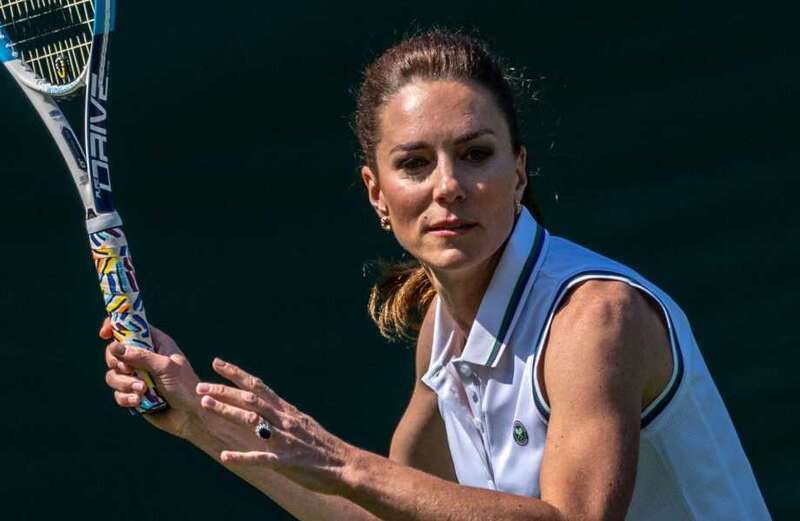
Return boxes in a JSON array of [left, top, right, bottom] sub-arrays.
[[483, 222, 545, 366]]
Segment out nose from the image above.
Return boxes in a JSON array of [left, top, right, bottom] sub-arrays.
[[432, 155, 465, 205]]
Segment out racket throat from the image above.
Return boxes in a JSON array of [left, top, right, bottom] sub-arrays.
[[85, 210, 123, 234]]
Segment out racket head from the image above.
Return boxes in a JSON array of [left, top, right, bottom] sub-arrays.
[[0, 0, 113, 97]]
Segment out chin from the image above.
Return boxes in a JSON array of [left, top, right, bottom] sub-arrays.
[[421, 247, 487, 272]]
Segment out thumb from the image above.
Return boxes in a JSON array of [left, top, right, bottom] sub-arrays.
[[150, 326, 184, 357], [112, 343, 170, 375]]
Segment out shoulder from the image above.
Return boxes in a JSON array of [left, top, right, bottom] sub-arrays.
[[553, 279, 656, 334], [547, 280, 654, 382], [541, 279, 671, 409]]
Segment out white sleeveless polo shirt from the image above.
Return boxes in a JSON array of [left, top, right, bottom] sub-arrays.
[[421, 208, 770, 520]]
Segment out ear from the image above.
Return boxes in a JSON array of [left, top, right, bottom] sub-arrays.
[[361, 165, 388, 217], [513, 146, 528, 201]]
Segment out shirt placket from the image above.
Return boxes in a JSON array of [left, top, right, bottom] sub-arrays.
[[453, 361, 496, 489]]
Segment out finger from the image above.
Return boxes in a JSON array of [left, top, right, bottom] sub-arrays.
[[116, 361, 135, 375], [105, 369, 146, 394], [200, 395, 266, 430], [220, 450, 278, 467], [99, 317, 114, 340], [105, 343, 135, 375], [196, 382, 277, 419], [114, 390, 141, 408], [212, 359, 284, 410], [104, 344, 118, 369]]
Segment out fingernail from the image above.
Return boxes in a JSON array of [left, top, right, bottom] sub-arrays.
[[112, 344, 125, 356], [202, 396, 217, 407], [128, 395, 138, 405], [213, 358, 227, 368], [132, 382, 145, 392], [196, 383, 210, 393]]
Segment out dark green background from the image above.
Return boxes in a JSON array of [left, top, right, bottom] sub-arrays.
[[0, 2, 796, 519]]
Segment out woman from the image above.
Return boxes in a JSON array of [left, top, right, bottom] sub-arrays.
[[101, 30, 770, 520]]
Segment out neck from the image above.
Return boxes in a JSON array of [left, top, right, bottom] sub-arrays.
[[425, 251, 503, 340]]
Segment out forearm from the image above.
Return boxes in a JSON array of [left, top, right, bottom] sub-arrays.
[[188, 427, 381, 521], [343, 449, 566, 521]]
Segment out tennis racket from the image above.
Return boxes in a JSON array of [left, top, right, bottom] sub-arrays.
[[0, 0, 167, 413]]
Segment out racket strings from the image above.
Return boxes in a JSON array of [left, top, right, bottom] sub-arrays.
[[0, 0, 94, 86]]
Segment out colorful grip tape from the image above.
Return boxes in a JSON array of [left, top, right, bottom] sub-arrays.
[[90, 227, 168, 413]]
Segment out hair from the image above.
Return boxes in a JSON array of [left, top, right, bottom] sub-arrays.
[[355, 29, 543, 342]]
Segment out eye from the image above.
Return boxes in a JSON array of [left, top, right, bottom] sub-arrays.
[[396, 156, 430, 172], [462, 147, 493, 163]]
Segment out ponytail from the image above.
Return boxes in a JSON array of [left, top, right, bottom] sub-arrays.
[[368, 260, 436, 342]]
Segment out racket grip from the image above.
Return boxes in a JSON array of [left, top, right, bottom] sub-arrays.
[[89, 226, 169, 414]]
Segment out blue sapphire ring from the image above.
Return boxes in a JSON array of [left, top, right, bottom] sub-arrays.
[[255, 420, 272, 440]]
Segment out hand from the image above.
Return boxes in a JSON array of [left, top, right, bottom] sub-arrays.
[[196, 359, 357, 495], [100, 319, 202, 440]]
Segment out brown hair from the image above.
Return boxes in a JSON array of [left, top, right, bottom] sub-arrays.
[[356, 29, 542, 341]]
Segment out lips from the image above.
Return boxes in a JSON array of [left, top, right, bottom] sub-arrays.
[[425, 218, 478, 236]]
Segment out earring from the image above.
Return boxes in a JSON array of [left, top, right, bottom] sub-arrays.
[[379, 215, 392, 231], [514, 200, 523, 216]]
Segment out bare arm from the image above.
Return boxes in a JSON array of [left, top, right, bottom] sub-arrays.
[[388, 303, 456, 481], [539, 280, 672, 521], [205, 304, 451, 519], [187, 422, 381, 521], [193, 303, 454, 520]]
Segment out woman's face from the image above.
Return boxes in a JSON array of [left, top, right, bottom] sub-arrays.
[[362, 79, 527, 275]]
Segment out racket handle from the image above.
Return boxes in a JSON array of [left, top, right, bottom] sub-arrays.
[[89, 226, 169, 414]]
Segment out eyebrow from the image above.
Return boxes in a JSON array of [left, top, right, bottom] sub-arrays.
[[389, 128, 496, 154]]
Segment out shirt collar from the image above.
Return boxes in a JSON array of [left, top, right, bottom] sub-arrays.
[[452, 208, 547, 368]]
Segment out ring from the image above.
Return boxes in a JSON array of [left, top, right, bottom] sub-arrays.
[[255, 420, 272, 440]]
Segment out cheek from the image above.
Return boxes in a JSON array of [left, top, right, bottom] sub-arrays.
[[472, 160, 519, 242], [380, 179, 432, 253], [475, 158, 518, 208], [382, 178, 429, 222]]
